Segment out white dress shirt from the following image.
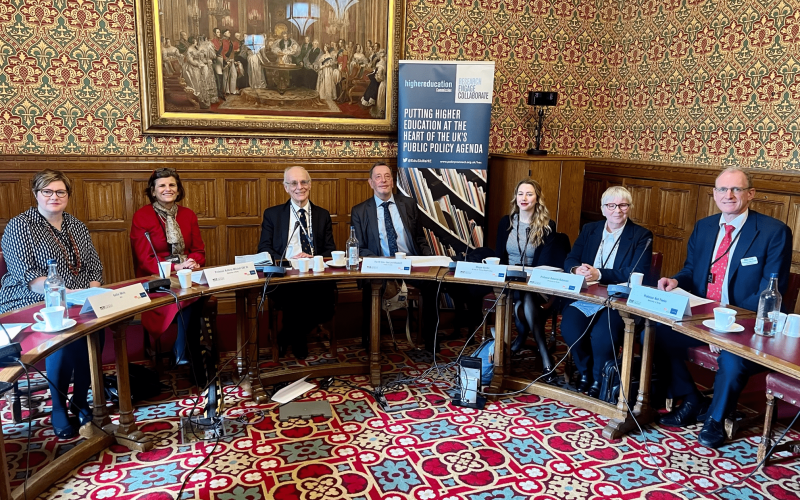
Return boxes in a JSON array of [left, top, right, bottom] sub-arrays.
[[712, 209, 748, 306], [286, 200, 313, 257], [375, 195, 410, 256], [592, 220, 627, 281]]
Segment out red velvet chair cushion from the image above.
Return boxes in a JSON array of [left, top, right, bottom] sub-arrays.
[[687, 345, 720, 371], [766, 372, 800, 407]]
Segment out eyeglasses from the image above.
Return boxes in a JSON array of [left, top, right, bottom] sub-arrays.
[[284, 180, 311, 188], [713, 187, 750, 194], [39, 189, 68, 198], [604, 203, 630, 211]]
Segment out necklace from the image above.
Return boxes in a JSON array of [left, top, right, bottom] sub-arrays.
[[46, 222, 82, 276]]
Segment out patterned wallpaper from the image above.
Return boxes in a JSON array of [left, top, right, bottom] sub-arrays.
[[1, 0, 798, 169]]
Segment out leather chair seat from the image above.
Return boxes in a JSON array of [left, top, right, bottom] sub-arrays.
[[687, 345, 719, 371], [766, 372, 800, 406]]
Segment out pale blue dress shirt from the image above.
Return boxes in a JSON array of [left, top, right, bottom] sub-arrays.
[[375, 195, 411, 256]]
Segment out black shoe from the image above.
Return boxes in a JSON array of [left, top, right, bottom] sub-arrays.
[[293, 346, 308, 360], [659, 397, 710, 428], [541, 368, 559, 385], [510, 332, 528, 354], [587, 381, 601, 399], [698, 418, 726, 448], [575, 374, 592, 394]]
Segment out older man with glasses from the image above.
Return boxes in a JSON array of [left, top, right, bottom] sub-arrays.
[[257, 166, 337, 359], [654, 166, 793, 448]]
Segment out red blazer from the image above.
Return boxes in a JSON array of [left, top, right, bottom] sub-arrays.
[[130, 204, 206, 335]]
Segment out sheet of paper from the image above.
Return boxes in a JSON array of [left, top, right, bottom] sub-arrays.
[[0, 324, 30, 346], [408, 255, 454, 267], [271, 376, 316, 404], [533, 265, 563, 272], [671, 287, 714, 308], [66, 287, 112, 306], [235, 252, 273, 265]]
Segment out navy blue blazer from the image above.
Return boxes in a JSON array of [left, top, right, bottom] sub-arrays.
[[673, 210, 792, 312], [350, 192, 432, 257], [257, 200, 336, 260], [495, 217, 569, 268], [564, 219, 653, 285]]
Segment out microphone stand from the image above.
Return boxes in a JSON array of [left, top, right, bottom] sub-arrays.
[[451, 220, 477, 270], [144, 231, 165, 278], [608, 238, 652, 298], [142, 231, 172, 293], [259, 221, 301, 277]]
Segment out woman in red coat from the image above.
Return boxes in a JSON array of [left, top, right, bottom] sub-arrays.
[[130, 168, 205, 380]]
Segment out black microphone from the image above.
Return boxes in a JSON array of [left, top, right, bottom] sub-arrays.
[[0, 323, 22, 373], [505, 223, 530, 282], [259, 222, 301, 276], [144, 231, 165, 278], [608, 237, 652, 298]]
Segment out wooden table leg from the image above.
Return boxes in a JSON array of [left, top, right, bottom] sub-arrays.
[[235, 289, 247, 377], [245, 289, 268, 403], [485, 288, 508, 399], [370, 280, 382, 387], [603, 312, 637, 440], [81, 329, 112, 438], [0, 429, 11, 500], [634, 318, 655, 420], [111, 321, 151, 451]]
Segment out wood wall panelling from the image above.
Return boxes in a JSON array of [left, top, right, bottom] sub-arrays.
[[786, 197, 800, 269], [0, 180, 22, 226], [82, 179, 126, 222], [89, 229, 134, 285], [652, 234, 688, 281], [182, 179, 217, 219], [199, 226, 220, 267], [345, 178, 374, 215], [225, 179, 261, 218], [226, 225, 262, 263]]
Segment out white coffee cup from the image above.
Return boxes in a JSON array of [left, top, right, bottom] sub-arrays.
[[290, 258, 299, 270], [629, 272, 644, 287], [331, 251, 346, 266], [159, 261, 172, 278], [313, 255, 325, 272], [713, 307, 737, 331], [395, 252, 406, 260], [482, 257, 501, 266], [297, 257, 311, 272], [783, 313, 800, 338], [34, 306, 65, 331], [177, 269, 192, 288]]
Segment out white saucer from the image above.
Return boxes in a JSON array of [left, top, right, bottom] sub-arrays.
[[31, 318, 77, 333], [702, 319, 744, 333]]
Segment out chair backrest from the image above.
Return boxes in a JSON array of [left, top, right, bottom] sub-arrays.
[[785, 272, 800, 314], [648, 252, 663, 286], [0, 251, 6, 278]]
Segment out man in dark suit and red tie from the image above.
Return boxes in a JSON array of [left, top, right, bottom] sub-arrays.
[[350, 162, 438, 352], [257, 166, 337, 359], [654, 166, 793, 448]]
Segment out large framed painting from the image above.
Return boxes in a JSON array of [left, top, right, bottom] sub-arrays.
[[135, 0, 401, 137]]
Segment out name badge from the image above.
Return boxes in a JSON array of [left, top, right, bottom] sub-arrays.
[[741, 256, 758, 266], [626, 287, 691, 321], [528, 269, 585, 293], [360, 258, 412, 275], [454, 261, 507, 283], [87, 283, 151, 318], [193, 263, 259, 288]]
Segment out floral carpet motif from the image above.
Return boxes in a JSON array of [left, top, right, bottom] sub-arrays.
[[2, 336, 799, 500]]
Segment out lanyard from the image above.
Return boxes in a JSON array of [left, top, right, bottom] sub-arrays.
[[515, 218, 531, 266], [597, 231, 622, 269], [290, 204, 314, 255], [709, 227, 741, 270]]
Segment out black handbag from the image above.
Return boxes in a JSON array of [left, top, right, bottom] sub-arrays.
[[598, 354, 666, 408], [103, 363, 166, 404]]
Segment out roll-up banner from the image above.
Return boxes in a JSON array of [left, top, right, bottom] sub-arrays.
[[396, 61, 494, 257]]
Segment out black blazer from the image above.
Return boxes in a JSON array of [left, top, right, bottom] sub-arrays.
[[257, 200, 336, 259], [564, 219, 653, 285], [495, 217, 569, 268], [673, 211, 792, 312], [350, 193, 431, 257]]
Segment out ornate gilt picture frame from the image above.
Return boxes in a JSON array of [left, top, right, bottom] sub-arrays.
[[135, 0, 400, 137]]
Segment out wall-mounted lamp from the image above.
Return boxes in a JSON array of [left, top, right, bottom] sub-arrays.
[[527, 91, 558, 156]]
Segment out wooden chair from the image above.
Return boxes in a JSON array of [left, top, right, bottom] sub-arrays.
[[684, 272, 800, 439], [757, 372, 800, 464], [0, 251, 51, 423]]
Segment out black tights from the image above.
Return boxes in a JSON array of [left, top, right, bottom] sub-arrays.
[[512, 291, 552, 372]]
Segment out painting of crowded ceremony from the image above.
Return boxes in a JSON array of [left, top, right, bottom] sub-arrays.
[[136, 0, 399, 136]]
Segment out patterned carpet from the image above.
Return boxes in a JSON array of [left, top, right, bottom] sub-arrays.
[[3, 335, 800, 500]]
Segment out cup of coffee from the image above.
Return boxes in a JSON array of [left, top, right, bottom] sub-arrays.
[[783, 313, 800, 338], [331, 251, 346, 266], [713, 307, 737, 331], [395, 252, 406, 260], [482, 257, 501, 266], [177, 269, 192, 288], [34, 306, 65, 331], [313, 255, 325, 272], [297, 257, 311, 272], [159, 261, 172, 278], [629, 272, 644, 287]]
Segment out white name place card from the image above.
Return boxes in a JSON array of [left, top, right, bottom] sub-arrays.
[[87, 283, 151, 318], [454, 261, 507, 283], [626, 287, 691, 321], [528, 269, 585, 293], [360, 258, 412, 275], [199, 263, 259, 288]]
